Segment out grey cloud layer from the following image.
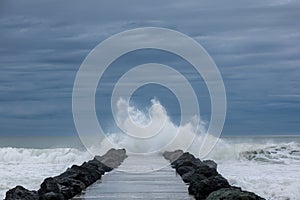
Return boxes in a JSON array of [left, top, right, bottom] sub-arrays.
[[0, 0, 299, 135]]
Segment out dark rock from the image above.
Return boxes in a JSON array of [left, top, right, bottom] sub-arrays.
[[4, 186, 38, 200], [175, 159, 202, 169], [40, 192, 65, 200], [82, 161, 105, 175], [69, 164, 102, 186], [4, 148, 128, 200], [206, 187, 265, 200], [176, 166, 195, 176], [55, 177, 86, 194], [203, 160, 217, 169], [188, 175, 230, 200], [96, 161, 113, 172], [182, 171, 206, 183], [163, 150, 265, 200], [193, 165, 218, 178], [171, 152, 200, 168], [58, 185, 74, 200], [38, 177, 60, 195]]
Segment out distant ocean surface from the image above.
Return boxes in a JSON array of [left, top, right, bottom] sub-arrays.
[[0, 135, 299, 200]]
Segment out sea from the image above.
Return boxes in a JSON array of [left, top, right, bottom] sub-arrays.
[[0, 101, 299, 199], [0, 135, 299, 200]]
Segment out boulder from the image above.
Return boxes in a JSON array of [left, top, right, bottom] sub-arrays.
[[40, 192, 65, 200], [4, 148, 128, 200], [182, 171, 206, 183], [206, 187, 265, 200], [171, 152, 200, 168], [38, 177, 60, 195], [163, 150, 265, 200], [188, 175, 230, 200], [193, 165, 218, 178], [176, 165, 195, 176], [4, 186, 38, 200], [203, 160, 217, 169]]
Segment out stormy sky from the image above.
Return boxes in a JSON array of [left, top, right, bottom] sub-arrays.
[[0, 0, 299, 136]]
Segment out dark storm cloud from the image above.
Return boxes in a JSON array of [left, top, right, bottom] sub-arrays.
[[0, 0, 299, 135]]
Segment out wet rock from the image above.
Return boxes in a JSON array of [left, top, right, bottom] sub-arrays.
[[163, 150, 265, 200], [4, 186, 38, 200], [5, 148, 127, 200], [203, 160, 217, 169], [193, 165, 218, 178], [176, 166, 195, 176], [182, 171, 206, 183], [171, 152, 200, 169], [69, 164, 102, 186], [38, 178, 60, 195], [206, 187, 265, 200], [55, 177, 86, 195], [189, 175, 230, 199], [82, 161, 106, 175], [175, 159, 202, 169], [40, 192, 65, 200]]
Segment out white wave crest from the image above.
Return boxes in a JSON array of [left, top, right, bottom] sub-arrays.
[[0, 147, 91, 164], [98, 98, 208, 155]]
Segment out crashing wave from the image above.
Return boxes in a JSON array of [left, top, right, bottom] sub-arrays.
[[239, 143, 300, 164], [0, 147, 91, 164]]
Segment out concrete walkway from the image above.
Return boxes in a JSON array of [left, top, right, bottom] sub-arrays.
[[73, 156, 193, 200]]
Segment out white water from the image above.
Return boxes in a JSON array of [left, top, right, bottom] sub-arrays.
[[208, 140, 300, 200], [0, 148, 91, 199], [97, 98, 207, 155], [0, 101, 299, 199]]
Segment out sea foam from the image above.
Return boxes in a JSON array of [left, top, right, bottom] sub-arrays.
[[1, 100, 299, 199]]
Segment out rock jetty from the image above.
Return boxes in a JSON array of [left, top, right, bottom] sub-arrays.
[[5, 148, 127, 200], [163, 150, 265, 200]]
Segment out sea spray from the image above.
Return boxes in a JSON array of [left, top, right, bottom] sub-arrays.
[[1, 100, 299, 199], [97, 98, 208, 155], [0, 148, 91, 199]]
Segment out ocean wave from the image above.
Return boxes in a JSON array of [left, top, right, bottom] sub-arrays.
[[0, 147, 91, 164], [97, 98, 208, 155], [239, 142, 300, 164], [207, 139, 300, 165], [0, 148, 91, 199]]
